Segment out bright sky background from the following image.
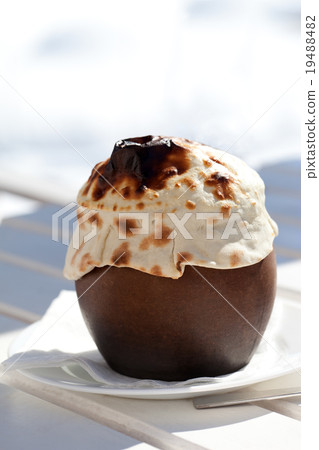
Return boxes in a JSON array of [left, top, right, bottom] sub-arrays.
[[0, 0, 300, 198]]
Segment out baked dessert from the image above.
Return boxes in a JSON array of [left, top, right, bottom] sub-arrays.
[[64, 136, 278, 381]]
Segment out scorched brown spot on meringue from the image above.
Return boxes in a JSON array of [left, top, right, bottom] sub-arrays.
[[76, 208, 87, 221], [150, 265, 163, 276], [84, 136, 192, 202], [204, 172, 235, 200], [220, 204, 231, 218], [82, 160, 109, 196], [139, 225, 173, 251], [79, 253, 95, 273], [111, 242, 131, 265], [113, 217, 140, 237], [176, 252, 193, 272], [185, 200, 196, 210], [88, 213, 103, 228], [208, 156, 237, 176], [181, 177, 197, 190], [230, 251, 243, 267], [71, 241, 86, 266]]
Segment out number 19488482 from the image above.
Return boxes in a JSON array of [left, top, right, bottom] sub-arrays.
[[306, 16, 316, 75]]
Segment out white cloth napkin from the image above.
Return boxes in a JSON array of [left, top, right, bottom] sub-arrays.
[[1, 290, 300, 389]]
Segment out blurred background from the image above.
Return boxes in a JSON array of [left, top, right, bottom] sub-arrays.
[[0, 0, 300, 316]]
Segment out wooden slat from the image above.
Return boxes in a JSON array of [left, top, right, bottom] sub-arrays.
[[271, 214, 300, 227], [2, 217, 52, 237], [0, 302, 41, 324], [0, 225, 67, 271], [0, 316, 25, 333], [274, 247, 300, 260], [3, 203, 65, 228], [259, 160, 300, 176], [276, 286, 300, 302], [1, 372, 207, 450], [253, 398, 301, 421], [0, 261, 72, 316], [0, 170, 74, 206], [265, 195, 301, 218], [0, 250, 64, 280]]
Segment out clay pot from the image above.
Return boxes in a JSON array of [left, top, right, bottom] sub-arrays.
[[75, 251, 276, 381]]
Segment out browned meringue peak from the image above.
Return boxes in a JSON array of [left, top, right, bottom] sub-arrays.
[[77, 136, 238, 211]]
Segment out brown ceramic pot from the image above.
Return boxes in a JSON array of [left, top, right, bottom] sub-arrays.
[[75, 250, 276, 381]]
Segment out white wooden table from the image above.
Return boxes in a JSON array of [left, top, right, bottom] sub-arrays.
[[0, 160, 301, 450]]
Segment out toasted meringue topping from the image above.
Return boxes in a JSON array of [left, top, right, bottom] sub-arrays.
[[64, 136, 278, 280]]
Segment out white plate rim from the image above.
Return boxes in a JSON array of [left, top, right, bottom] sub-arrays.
[[8, 298, 301, 399]]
